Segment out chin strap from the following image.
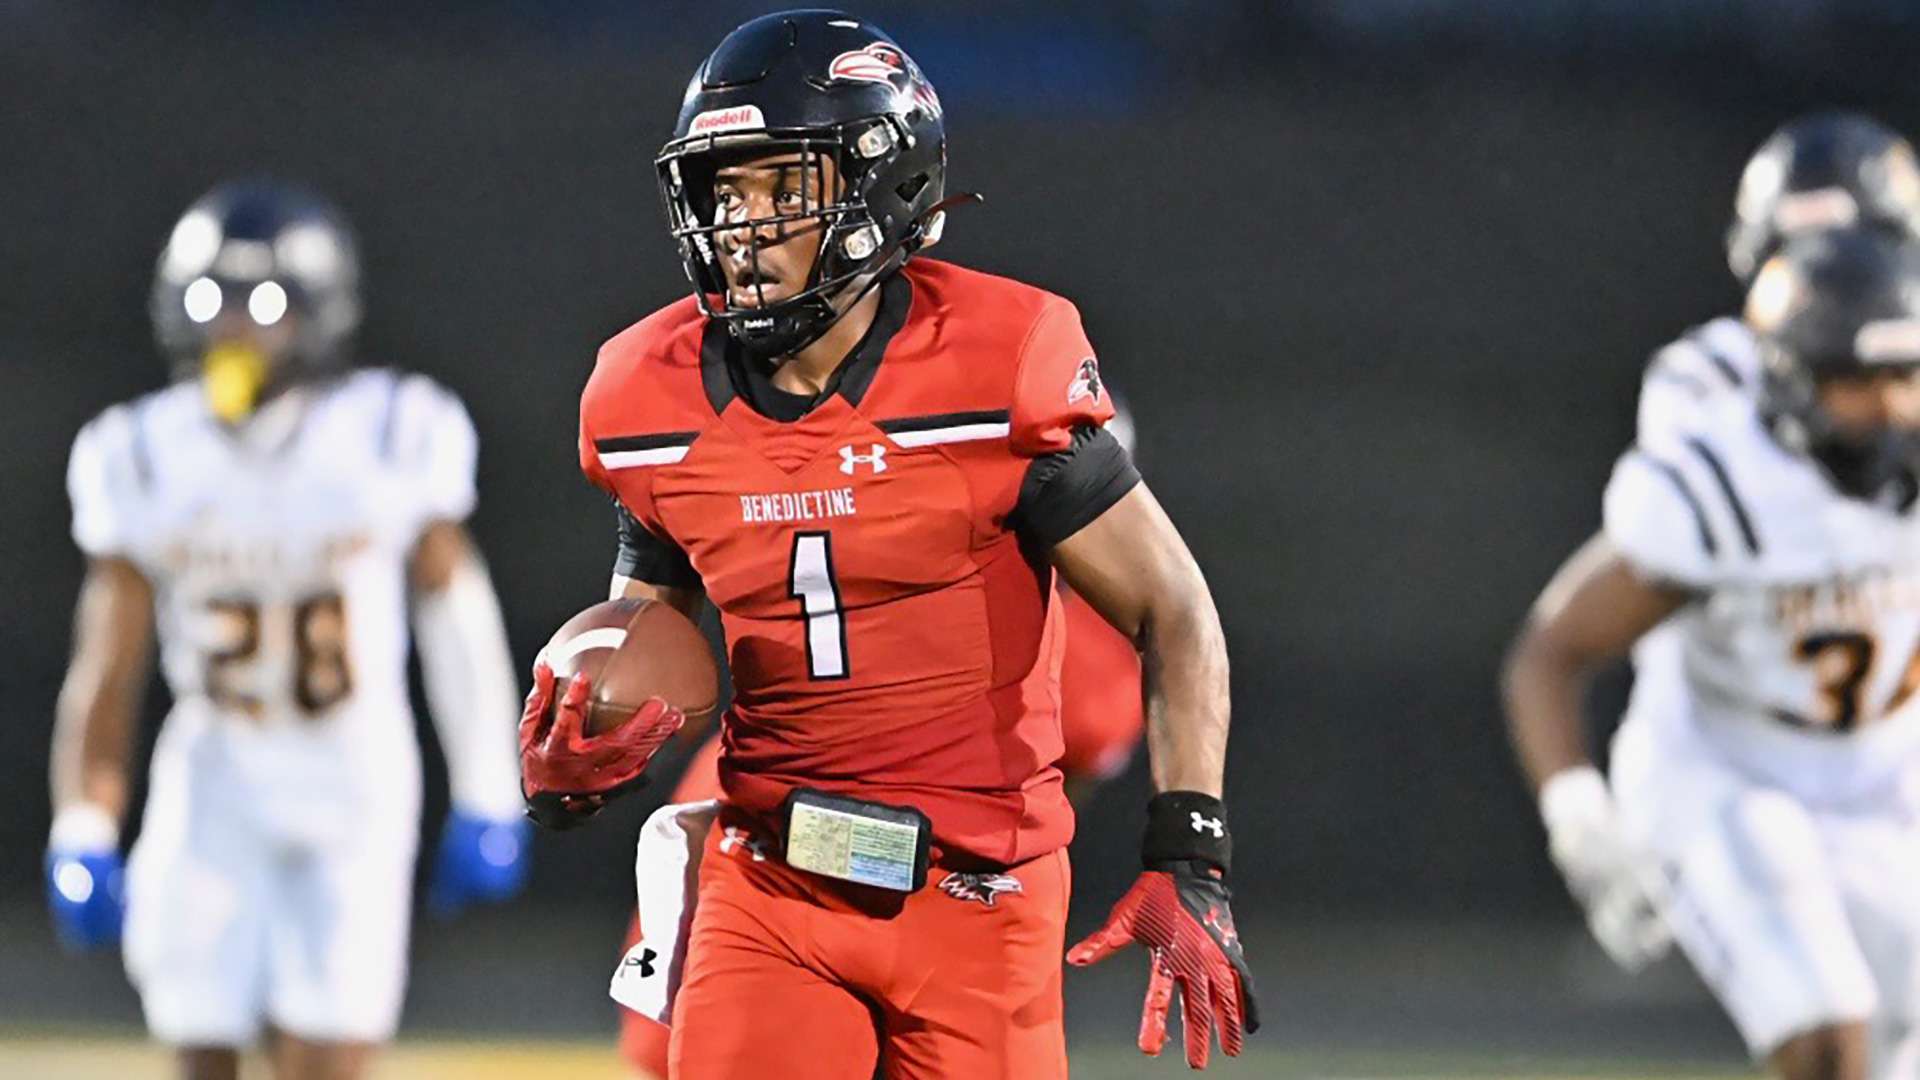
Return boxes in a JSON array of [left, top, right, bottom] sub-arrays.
[[913, 192, 984, 251], [739, 250, 912, 363]]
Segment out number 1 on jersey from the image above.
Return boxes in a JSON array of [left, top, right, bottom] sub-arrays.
[[789, 532, 849, 679]]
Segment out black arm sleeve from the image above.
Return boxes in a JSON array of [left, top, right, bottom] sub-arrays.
[[612, 502, 701, 588], [1012, 425, 1143, 547]]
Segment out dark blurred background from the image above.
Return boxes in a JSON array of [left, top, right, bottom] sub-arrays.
[[7, 1, 1920, 1073]]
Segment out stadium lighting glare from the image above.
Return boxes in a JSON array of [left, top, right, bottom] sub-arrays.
[[162, 209, 221, 281], [54, 860, 95, 904], [183, 277, 223, 324], [480, 826, 522, 868], [248, 281, 289, 326]]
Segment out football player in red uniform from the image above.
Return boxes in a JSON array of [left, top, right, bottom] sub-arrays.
[[518, 11, 1255, 1076], [614, 402, 1148, 1077]]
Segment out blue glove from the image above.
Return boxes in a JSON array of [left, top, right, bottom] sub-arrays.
[[428, 810, 530, 917], [46, 849, 125, 951]]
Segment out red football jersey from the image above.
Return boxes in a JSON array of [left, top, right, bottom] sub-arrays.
[[579, 259, 1119, 865]]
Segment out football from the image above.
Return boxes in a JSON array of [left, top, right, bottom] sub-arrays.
[[537, 597, 719, 736]]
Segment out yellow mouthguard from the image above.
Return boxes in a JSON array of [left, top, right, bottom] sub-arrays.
[[201, 344, 270, 423]]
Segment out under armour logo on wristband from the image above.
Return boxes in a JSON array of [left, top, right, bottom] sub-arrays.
[[1190, 812, 1225, 837]]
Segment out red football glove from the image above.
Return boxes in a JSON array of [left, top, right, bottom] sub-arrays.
[[1068, 861, 1260, 1069], [517, 661, 685, 831]]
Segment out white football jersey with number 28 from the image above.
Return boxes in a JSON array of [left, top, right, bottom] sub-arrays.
[[66, 368, 477, 827], [1606, 316, 1920, 804]]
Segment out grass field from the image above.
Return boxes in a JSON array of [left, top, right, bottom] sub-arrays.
[[0, 1033, 1760, 1079], [0, 911, 1759, 1078]]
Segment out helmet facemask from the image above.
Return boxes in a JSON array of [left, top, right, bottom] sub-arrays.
[[657, 114, 931, 360], [1762, 344, 1920, 505]]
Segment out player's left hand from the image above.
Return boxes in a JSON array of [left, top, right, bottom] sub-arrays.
[[1068, 793, 1259, 1069], [45, 804, 126, 952], [427, 810, 531, 917]]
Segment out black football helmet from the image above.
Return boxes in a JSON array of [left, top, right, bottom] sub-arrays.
[[151, 180, 361, 421], [1726, 111, 1920, 282], [1752, 227, 1920, 502], [656, 10, 947, 358]]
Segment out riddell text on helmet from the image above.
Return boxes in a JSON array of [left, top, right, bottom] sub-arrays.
[[689, 105, 766, 134]]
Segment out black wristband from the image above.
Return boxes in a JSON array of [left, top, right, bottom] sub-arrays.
[[1142, 790, 1231, 874]]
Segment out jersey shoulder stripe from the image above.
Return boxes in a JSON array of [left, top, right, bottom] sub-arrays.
[[67, 383, 201, 558], [126, 396, 159, 490], [595, 431, 702, 452], [1682, 435, 1761, 555], [1630, 447, 1720, 557], [876, 409, 1012, 447], [374, 368, 407, 459], [595, 430, 701, 470], [891, 262, 1116, 459], [876, 409, 1011, 433], [1684, 323, 1748, 389], [330, 368, 480, 522], [331, 368, 464, 460], [76, 383, 202, 488], [1644, 317, 1759, 405], [1698, 343, 1745, 389]]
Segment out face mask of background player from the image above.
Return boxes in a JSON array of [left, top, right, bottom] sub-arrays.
[[176, 279, 302, 424], [1816, 367, 1920, 438]]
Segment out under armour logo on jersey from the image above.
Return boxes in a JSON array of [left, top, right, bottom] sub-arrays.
[[1066, 356, 1103, 406], [719, 826, 766, 862], [839, 444, 887, 475], [623, 947, 659, 978], [938, 871, 1025, 908], [1190, 812, 1225, 838]]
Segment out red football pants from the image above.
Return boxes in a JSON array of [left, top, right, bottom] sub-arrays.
[[667, 817, 1070, 1079]]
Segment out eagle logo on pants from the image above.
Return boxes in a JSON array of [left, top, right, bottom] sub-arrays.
[[938, 872, 1024, 907]]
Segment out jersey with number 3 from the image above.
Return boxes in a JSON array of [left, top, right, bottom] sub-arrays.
[[66, 370, 479, 819], [580, 259, 1129, 865], [1607, 316, 1920, 802]]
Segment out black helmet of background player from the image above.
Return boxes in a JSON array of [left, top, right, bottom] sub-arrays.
[[1726, 111, 1920, 283], [1751, 227, 1920, 503], [150, 180, 361, 423], [656, 9, 946, 359]]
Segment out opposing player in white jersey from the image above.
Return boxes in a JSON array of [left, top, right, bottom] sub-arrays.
[[45, 181, 529, 1080], [1503, 130, 1920, 1080]]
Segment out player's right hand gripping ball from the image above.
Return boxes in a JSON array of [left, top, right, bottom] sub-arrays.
[[1068, 792, 1260, 1069], [518, 598, 718, 831]]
